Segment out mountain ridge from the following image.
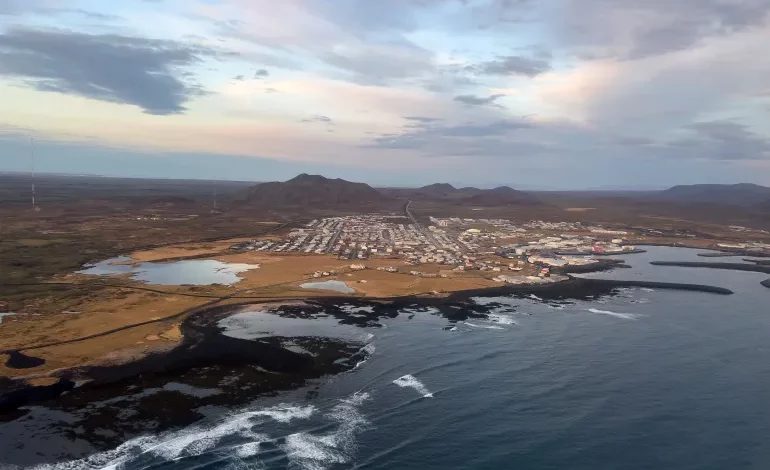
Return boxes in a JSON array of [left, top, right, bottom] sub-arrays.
[[659, 183, 770, 206], [244, 173, 388, 207]]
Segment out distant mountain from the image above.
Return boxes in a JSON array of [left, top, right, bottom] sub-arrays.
[[457, 187, 484, 197], [659, 183, 770, 206], [466, 186, 542, 206], [418, 183, 456, 196], [379, 183, 463, 200], [378, 182, 541, 205], [244, 174, 388, 207]]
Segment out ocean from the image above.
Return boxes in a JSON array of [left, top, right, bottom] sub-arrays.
[[2, 246, 769, 469]]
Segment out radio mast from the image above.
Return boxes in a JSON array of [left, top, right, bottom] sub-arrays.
[[30, 137, 39, 212], [213, 181, 218, 212]]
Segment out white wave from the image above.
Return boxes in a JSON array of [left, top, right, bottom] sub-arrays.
[[32, 403, 291, 469], [34, 391, 372, 470], [252, 404, 316, 423], [338, 305, 375, 314], [528, 294, 542, 301], [486, 313, 518, 325], [353, 342, 376, 369], [471, 296, 517, 306], [233, 441, 264, 459], [641, 288, 655, 292], [463, 322, 505, 330], [587, 308, 639, 320], [283, 392, 371, 470], [392, 375, 434, 398]]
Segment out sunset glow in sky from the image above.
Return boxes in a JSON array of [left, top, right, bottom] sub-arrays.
[[1, 0, 769, 188]]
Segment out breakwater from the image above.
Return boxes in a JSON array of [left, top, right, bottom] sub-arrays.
[[650, 261, 770, 274], [650, 261, 770, 289]]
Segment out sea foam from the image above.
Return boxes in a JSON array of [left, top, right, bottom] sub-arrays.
[[33, 402, 311, 469], [252, 404, 316, 423], [587, 308, 640, 320], [34, 392, 375, 470], [463, 322, 505, 330], [486, 313, 518, 325], [393, 374, 434, 398], [282, 392, 371, 470]]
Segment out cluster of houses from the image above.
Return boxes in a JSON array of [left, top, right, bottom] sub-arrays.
[[232, 215, 649, 282]]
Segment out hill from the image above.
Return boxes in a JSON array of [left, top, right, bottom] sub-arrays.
[[659, 183, 770, 206], [244, 174, 389, 207], [378, 183, 542, 205], [466, 186, 542, 206], [381, 183, 475, 200], [418, 183, 456, 197]]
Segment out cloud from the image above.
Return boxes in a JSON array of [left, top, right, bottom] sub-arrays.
[[372, 118, 534, 151], [524, 18, 770, 136], [0, 1, 123, 20], [670, 120, 770, 160], [0, 0, 36, 15], [0, 28, 218, 115], [555, 0, 770, 60], [404, 116, 444, 123], [301, 115, 334, 125], [55, 9, 123, 21], [470, 55, 551, 77], [614, 136, 654, 146], [454, 93, 505, 107], [1, 0, 768, 188], [211, 1, 436, 85]]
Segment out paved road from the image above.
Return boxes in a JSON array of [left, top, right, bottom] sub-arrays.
[[404, 200, 419, 227], [405, 200, 440, 248]]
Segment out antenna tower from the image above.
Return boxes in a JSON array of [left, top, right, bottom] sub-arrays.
[[30, 137, 40, 212]]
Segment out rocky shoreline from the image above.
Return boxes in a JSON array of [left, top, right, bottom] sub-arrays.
[[0, 274, 734, 414], [0, 255, 741, 465]]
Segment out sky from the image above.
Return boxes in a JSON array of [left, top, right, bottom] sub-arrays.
[[1, 0, 769, 189]]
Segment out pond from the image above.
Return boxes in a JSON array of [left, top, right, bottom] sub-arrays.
[[77, 257, 260, 286], [299, 280, 356, 293]]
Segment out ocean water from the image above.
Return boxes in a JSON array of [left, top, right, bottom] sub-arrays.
[[4, 246, 770, 469]]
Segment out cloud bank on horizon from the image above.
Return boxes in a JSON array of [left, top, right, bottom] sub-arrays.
[[1, 0, 769, 188]]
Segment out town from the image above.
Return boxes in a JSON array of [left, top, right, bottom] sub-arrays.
[[230, 214, 652, 284]]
